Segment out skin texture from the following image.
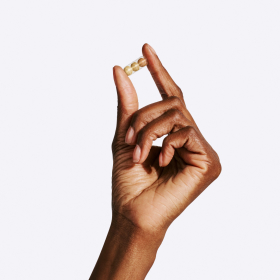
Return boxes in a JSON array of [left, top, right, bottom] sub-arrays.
[[90, 43, 221, 280]]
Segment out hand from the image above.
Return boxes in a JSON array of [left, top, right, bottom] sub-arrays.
[[111, 44, 221, 235], [90, 44, 221, 280]]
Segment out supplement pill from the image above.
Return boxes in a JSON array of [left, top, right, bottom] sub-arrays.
[[138, 57, 148, 67], [131, 62, 140, 72], [124, 66, 133, 76], [123, 56, 148, 76]]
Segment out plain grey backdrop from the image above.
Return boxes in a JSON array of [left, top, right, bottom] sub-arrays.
[[0, 0, 279, 279]]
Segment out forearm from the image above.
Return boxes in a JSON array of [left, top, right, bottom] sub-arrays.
[[90, 213, 165, 280]]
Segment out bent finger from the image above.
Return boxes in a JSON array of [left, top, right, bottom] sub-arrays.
[[126, 96, 190, 145], [160, 126, 208, 167], [133, 109, 192, 164]]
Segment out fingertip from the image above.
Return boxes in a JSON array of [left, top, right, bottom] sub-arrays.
[[113, 66, 121, 84], [113, 65, 123, 71], [142, 43, 149, 55], [136, 142, 152, 165], [113, 66, 117, 83], [159, 151, 169, 167], [133, 144, 141, 163], [113, 65, 125, 78], [113, 64, 138, 117], [113, 65, 133, 88], [161, 143, 175, 167], [142, 43, 156, 57], [142, 43, 163, 78]]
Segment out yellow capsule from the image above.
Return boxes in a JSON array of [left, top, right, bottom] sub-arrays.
[[124, 66, 133, 76], [131, 62, 140, 72], [124, 56, 147, 76], [138, 57, 148, 67]]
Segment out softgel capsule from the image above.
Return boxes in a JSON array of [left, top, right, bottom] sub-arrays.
[[124, 56, 148, 76]]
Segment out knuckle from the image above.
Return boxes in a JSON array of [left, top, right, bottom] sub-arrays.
[[162, 135, 168, 145], [162, 135, 171, 148], [176, 85, 183, 95], [183, 125, 197, 136], [203, 151, 222, 179], [169, 96, 182, 107], [173, 85, 184, 99], [131, 110, 149, 129], [168, 108, 183, 122], [212, 152, 222, 178], [131, 110, 140, 124], [215, 160, 222, 178], [210, 160, 222, 179], [137, 128, 150, 142], [138, 128, 155, 145], [187, 125, 196, 133]]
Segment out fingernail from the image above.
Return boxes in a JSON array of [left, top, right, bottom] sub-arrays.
[[159, 152, 163, 167], [133, 145, 141, 163], [125, 126, 134, 144], [148, 44, 156, 55]]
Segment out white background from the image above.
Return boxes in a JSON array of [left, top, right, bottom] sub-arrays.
[[0, 0, 280, 279]]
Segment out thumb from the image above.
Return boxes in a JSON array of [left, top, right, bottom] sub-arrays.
[[113, 66, 138, 142]]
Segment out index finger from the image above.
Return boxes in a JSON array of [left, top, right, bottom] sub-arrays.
[[142, 43, 199, 128], [142, 43, 185, 105]]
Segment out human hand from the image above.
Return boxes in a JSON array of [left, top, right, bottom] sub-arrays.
[[111, 44, 221, 235], [91, 44, 221, 280]]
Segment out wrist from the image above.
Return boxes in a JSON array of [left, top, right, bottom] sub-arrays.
[[90, 212, 166, 280], [110, 211, 166, 247]]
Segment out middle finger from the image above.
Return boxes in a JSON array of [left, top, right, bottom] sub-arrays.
[[125, 96, 194, 145]]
